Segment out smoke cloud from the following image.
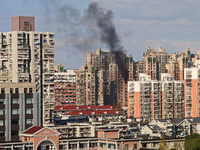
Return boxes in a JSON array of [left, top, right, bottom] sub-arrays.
[[85, 2, 128, 81], [41, 0, 128, 81]]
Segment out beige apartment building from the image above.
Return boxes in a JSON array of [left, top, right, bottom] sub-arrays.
[[0, 16, 55, 126], [136, 47, 194, 81], [76, 48, 134, 107], [128, 73, 184, 121]]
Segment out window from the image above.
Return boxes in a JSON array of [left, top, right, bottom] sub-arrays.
[[24, 88, 27, 93], [0, 120, 3, 126], [0, 131, 4, 136], [108, 144, 115, 149], [26, 119, 32, 125], [11, 119, 18, 125], [1, 88, 4, 94], [0, 109, 3, 115], [10, 88, 13, 94], [26, 98, 32, 104], [29, 88, 32, 93], [12, 109, 19, 115], [24, 22, 30, 31], [15, 88, 19, 94], [12, 98, 18, 104], [11, 130, 18, 136], [125, 144, 129, 150], [134, 144, 137, 149], [26, 108, 32, 114], [24, 137, 27, 141], [0, 99, 4, 104]]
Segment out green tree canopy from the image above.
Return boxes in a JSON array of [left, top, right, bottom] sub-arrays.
[[185, 133, 200, 150], [159, 136, 169, 150], [112, 100, 116, 110]]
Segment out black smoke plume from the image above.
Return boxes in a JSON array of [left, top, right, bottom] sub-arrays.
[[85, 2, 128, 82], [41, 1, 128, 81]]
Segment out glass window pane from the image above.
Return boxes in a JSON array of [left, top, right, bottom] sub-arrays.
[[26, 119, 32, 125], [0, 120, 3, 126], [0, 99, 4, 104], [0, 109, 3, 115], [0, 131, 4, 136], [26, 98, 32, 104], [26, 108, 32, 114], [12, 109, 18, 115], [12, 98, 18, 104]]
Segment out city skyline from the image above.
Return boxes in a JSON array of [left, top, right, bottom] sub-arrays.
[[1, 0, 200, 69]]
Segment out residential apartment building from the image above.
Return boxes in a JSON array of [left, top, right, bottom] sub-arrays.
[[0, 16, 55, 126], [128, 73, 184, 121], [0, 83, 40, 142], [128, 73, 152, 121], [161, 74, 184, 119], [136, 47, 193, 81], [76, 48, 134, 107], [136, 47, 170, 81], [54, 70, 76, 105], [184, 60, 200, 118], [166, 48, 192, 80]]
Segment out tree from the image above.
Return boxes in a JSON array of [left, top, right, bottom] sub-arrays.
[[185, 133, 200, 150], [112, 100, 116, 110], [159, 136, 169, 150], [117, 102, 122, 112]]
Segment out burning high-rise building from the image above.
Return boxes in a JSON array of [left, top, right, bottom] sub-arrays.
[[76, 48, 134, 108]]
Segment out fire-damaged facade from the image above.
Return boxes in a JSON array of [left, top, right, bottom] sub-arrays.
[[76, 48, 135, 107]]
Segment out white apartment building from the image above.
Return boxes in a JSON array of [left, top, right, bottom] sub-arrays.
[[54, 70, 76, 105], [0, 21, 55, 126], [128, 73, 184, 121]]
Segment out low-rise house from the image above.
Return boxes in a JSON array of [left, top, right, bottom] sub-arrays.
[[0, 126, 141, 150], [141, 124, 164, 138]]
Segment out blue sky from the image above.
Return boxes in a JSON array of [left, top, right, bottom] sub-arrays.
[[1, 0, 200, 69]]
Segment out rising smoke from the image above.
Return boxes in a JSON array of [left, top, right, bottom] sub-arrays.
[[41, 1, 128, 81], [85, 2, 128, 82]]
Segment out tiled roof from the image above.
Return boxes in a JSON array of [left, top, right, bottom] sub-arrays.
[[63, 110, 121, 116], [170, 118, 185, 125], [54, 105, 113, 111], [22, 126, 44, 134]]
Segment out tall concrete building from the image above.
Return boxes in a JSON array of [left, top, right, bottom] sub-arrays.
[[11, 16, 35, 31], [136, 47, 193, 81], [0, 16, 55, 126], [128, 73, 184, 121], [161, 74, 184, 119], [184, 60, 200, 118], [76, 48, 134, 107], [136, 47, 170, 81], [166, 48, 192, 80], [0, 83, 40, 142], [128, 74, 152, 121], [54, 69, 76, 105]]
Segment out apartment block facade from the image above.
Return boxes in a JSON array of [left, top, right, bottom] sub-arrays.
[[184, 60, 200, 118], [136, 47, 193, 81], [76, 48, 134, 107], [54, 70, 76, 105], [0, 17, 55, 126], [128, 73, 184, 121], [0, 83, 40, 142]]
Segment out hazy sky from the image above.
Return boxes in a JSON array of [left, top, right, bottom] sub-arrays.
[[1, 0, 200, 69]]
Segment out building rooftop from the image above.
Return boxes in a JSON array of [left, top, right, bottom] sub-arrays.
[[63, 110, 121, 116], [22, 126, 44, 134], [54, 105, 113, 111]]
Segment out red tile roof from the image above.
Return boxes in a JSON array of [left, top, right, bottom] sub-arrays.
[[54, 105, 113, 111], [22, 126, 44, 134], [63, 110, 121, 116]]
